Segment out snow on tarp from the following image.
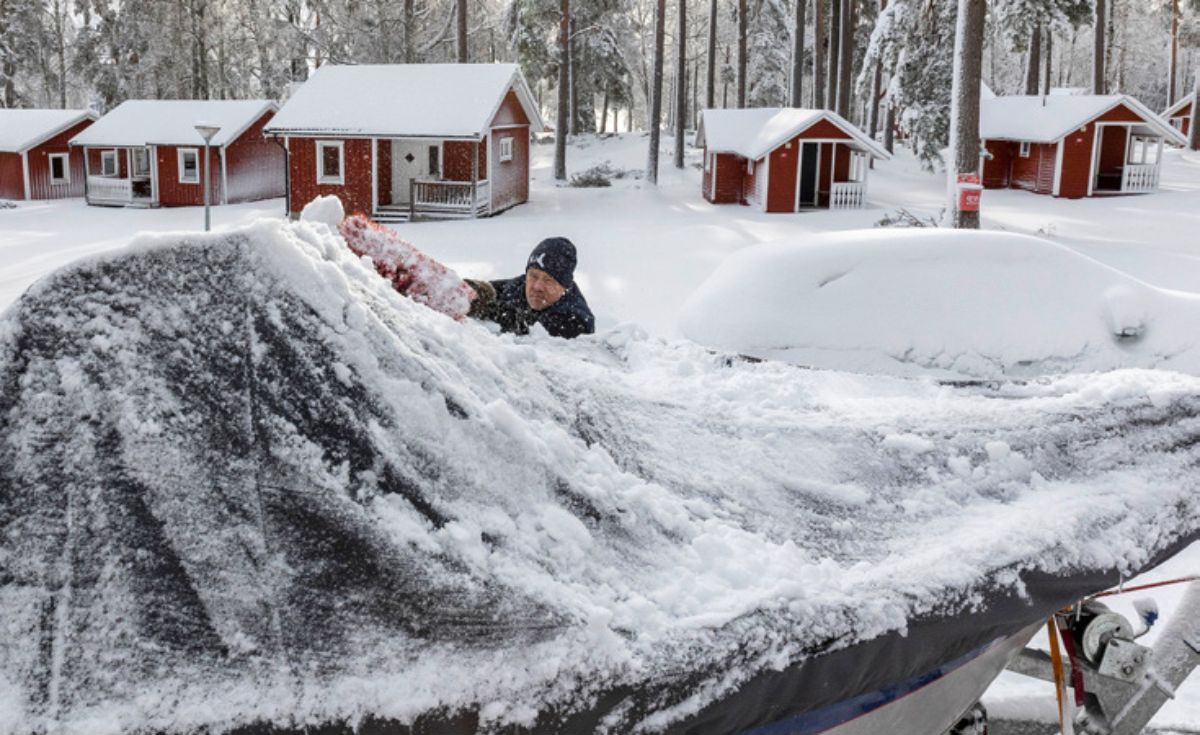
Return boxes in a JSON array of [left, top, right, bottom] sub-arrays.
[[262, 64, 544, 138], [980, 94, 1187, 145], [68, 100, 276, 148], [2, 218, 1199, 734], [680, 229, 1200, 379], [0, 109, 95, 153]]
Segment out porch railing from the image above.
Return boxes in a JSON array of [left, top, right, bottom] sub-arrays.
[[409, 179, 490, 218], [830, 181, 866, 209], [87, 176, 133, 203], [1121, 164, 1159, 194]]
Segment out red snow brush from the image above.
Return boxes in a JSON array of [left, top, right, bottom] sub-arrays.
[[337, 214, 475, 321]]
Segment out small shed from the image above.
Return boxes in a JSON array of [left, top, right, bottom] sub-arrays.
[[696, 108, 891, 212], [70, 100, 283, 208], [1163, 93, 1195, 139], [0, 109, 96, 201], [263, 64, 544, 222], [980, 94, 1186, 198]]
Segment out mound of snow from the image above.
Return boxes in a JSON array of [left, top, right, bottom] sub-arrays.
[[2, 219, 1199, 734], [679, 229, 1200, 378]]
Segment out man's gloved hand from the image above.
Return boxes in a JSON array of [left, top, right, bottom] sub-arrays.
[[463, 279, 496, 316]]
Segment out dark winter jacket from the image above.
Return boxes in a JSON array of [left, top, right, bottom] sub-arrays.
[[469, 275, 595, 339]]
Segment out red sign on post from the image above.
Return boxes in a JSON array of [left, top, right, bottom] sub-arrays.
[[957, 173, 982, 213]]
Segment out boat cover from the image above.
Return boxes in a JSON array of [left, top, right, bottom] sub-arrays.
[[1, 218, 1198, 734]]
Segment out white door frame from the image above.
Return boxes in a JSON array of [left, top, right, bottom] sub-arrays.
[[793, 140, 830, 210], [1089, 122, 1137, 196]]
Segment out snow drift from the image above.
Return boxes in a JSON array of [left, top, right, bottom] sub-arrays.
[[679, 229, 1200, 378], [1, 217, 1199, 734]]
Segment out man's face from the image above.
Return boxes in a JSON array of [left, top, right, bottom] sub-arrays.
[[525, 267, 567, 311]]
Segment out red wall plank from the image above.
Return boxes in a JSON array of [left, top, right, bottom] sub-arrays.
[[489, 127, 528, 213], [222, 111, 285, 203], [982, 140, 1013, 189], [767, 141, 799, 212], [444, 140, 487, 182], [0, 153, 25, 199], [25, 119, 92, 200], [796, 119, 853, 140], [287, 137, 374, 217], [1058, 124, 1095, 199], [156, 144, 221, 207]]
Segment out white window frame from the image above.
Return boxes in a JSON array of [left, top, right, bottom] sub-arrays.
[[178, 148, 200, 184], [133, 147, 151, 177], [101, 149, 118, 177], [1019, 141, 1031, 158], [316, 140, 345, 185], [48, 153, 70, 185], [499, 136, 514, 162]]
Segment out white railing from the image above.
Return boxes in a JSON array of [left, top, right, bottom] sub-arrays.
[[830, 181, 866, 209], [87, 176, 133, 203], [1121, 164, 1159, 193], [411, 179, 490, 215]]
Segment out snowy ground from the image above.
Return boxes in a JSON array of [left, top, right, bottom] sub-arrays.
[[2, 132, 1199, 729]]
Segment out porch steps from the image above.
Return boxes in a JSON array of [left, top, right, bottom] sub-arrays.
[[373, 205, 411, 223]]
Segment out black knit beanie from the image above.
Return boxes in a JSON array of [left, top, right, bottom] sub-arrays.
[[526, 237, 577, 289]]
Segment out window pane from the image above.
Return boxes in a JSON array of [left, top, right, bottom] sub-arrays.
[[322, 145, 340, 177], [51, 157, 65, 180], [428, 146, 439, 176], [102, 154, 116, 175], [183, 153, 198, 179]]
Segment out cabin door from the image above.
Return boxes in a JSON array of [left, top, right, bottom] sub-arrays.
[[391, 139, 436, 204], [796, 142, 820, 208]]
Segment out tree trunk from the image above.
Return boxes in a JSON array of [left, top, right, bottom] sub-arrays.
[[883, 87, 895, 153], [1092, 0, 1104, 94], [827, 0, 840, 110], [867, 0, 887, 137], [600, 89, 609, 134], [1190, 71, 1200, 151], [674, 0, 687, 167], [947, 0, 986, 230], [1024, 22, 1041, 95], [706, 0, 717, 109], [791, 0, 806, 106], [1169, 0, 1179, 105], [404, 0, 414, 63], [836, 0, 852, 118], [568, 16, 578, 135], [813, 0, 826, 107], [722, 46, 730, 107], [1043, 29, 1052, 95], [456, 0, 468, 62], [647, 0, 666, 183], [737, 0, 748, 107], [554, 0, 569, 180]]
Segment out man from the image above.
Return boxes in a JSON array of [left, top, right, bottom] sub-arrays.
[[465, 237, 595, 339]]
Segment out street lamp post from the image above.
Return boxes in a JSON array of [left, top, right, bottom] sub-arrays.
[[194, 122, 221, 231]]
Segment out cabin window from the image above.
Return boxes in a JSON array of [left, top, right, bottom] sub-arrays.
[[178, 148, 200, 184], [316, 141, 344, 184], [101, 150, 118, 177], [48, 154, 70, 185], [427, 145, 440, 176], [1019, 142, 1031, 158], [133, 147, 151, 178], [499, 136, 514, 163]]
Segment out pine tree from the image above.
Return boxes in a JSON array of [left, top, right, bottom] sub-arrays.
[[674, 0, 686, 168], [947, 0, 986, 229], [791, 0, 806, 106], [555, 0, 569, 181], [647, 0, 665, 182]]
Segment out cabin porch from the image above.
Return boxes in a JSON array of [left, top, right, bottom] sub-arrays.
[[1091, 124, 1164, 195], [369, 137, 490, 222], [83, 146, 156, 207]]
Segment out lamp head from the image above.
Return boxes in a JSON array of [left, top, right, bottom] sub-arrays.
[[194, 122, 221, 143]]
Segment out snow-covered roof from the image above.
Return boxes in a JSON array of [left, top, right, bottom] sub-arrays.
[[1164, 92, 1195, 118], [0, 109, 96, 153], [263, 64, 545, 138], [697, 108, 891, 161], [980, 94, 1186, 146], [70, 100, 277, 148]]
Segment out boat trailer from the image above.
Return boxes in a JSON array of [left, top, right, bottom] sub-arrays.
[[1001, 581, 1200, 735]]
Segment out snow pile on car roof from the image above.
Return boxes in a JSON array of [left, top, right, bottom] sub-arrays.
[[680, 228, 1200, 378], [1, 217, 1199, 734]]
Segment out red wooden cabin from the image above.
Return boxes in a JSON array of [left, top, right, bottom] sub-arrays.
[[0, 110, 96, 201], [696, 108, 890, 212], [1164, 93, 1195, 139], [263, 64, 544, 222], [69, 100, 283, 208], [980, 94, 1186, 198]]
